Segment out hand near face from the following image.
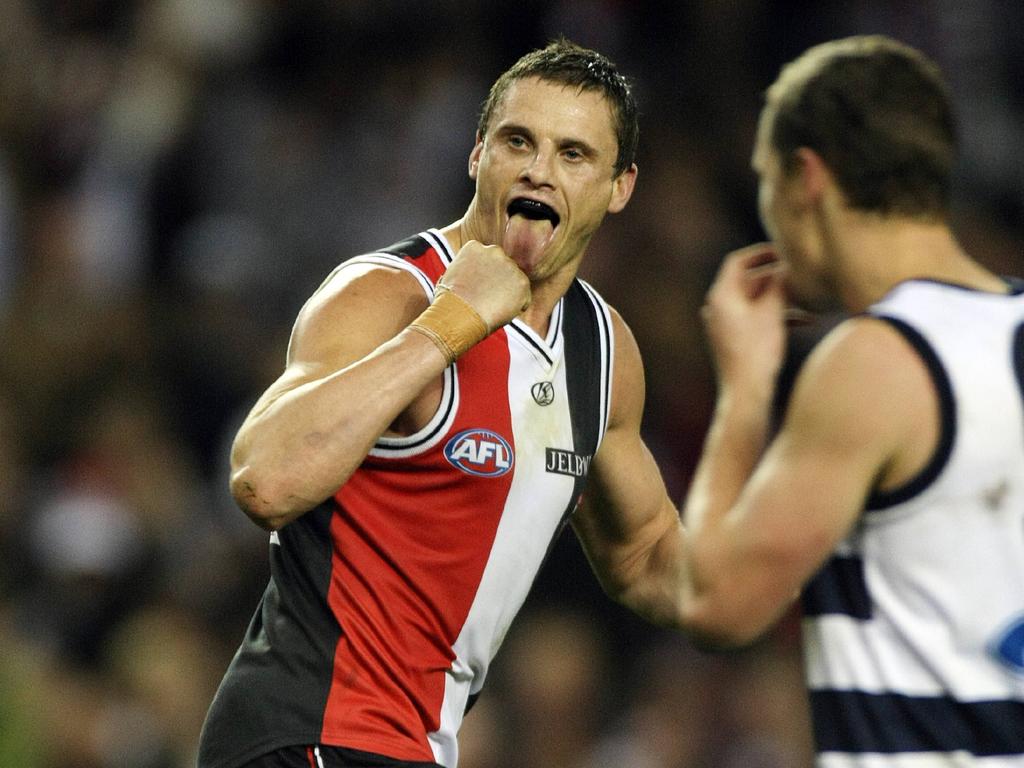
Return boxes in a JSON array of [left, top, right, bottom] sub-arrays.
[[439, 240, 532, 331], [702, 243, 790, 397]]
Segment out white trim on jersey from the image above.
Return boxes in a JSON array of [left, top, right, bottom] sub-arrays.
[[333, 251, 461, 458], [341, 252, 437, 296], [803, 614, 1021, 700], [286, 253, 438, 363], [507, 300, 563, 368], [370, 364, 460, 458], [422, 228, 456, 264], [578, 279, 614, 446]]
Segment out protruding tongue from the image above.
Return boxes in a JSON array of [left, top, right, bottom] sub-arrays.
[[503, 214, 554, 270]]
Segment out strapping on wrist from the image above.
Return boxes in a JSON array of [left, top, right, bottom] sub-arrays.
[[408, 286, 489, 365]]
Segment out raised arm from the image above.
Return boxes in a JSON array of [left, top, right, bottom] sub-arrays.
[[571, 247, 802, 628], [230, 241, 530, 531], [677, 246, 937, 646]]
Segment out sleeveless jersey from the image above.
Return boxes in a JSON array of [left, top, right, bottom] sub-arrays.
[[800, 279, 1024, 767], [198, 229, 615, 768]]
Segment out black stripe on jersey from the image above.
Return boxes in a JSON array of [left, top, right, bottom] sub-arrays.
[[522, 281, 611, 594], [863, 316, 956, 511], [801, 554, 872, 619], [378, 234, 434, 260], [556, 279, 609, 526], [198, 502, 339, 766], [420, 228, 455, 264], [809, 689, 1024, 756], [579, 281, 612, 443], [1014, 322, 1024, 412]]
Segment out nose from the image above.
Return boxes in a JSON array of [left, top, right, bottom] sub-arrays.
[[520, 142, 557, 187]]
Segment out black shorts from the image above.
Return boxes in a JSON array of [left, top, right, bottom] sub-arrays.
[[242, 745, 442, 768]]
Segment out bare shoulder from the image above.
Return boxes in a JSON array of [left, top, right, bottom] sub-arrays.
[[782, 314, 938, 485], [289, 261, 430, 370], [798, 314, 932, 399]]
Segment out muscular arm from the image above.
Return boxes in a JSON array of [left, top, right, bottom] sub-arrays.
[[229, 264, 448, 530], [572, 310, 688, 627], [573, 248, 935, 648], [572, 247, 796, 631], [231, 241, 531, 531], [679, 317, 932, 646], [675, 244, 939, 646]]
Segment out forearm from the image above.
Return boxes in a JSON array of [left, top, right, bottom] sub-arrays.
[[575, 471, 695, 634], [676, 385, 775, 642], [600, 511, 691, 629], [681, 243, 792, 640], [230, 329, 449, 529], [228, 242, 526, 530], [593, 499, 752, 649], [685, 387, 772, 539]]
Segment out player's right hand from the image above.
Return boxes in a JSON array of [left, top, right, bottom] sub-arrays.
[[437, 240, 532, 331], [702, 242, 789, 394]]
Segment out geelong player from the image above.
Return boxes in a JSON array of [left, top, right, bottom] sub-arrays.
[[683, 35, 1024, 765]]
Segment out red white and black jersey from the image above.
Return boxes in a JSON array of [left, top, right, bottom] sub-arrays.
[[198, 229, 615, 768]]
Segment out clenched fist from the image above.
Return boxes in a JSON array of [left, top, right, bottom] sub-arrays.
[[438, 240, 532, 332]]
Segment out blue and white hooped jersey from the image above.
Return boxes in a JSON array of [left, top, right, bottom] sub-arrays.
[[801, 279, 1024, 766]]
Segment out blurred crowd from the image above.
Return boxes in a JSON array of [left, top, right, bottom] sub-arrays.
[[0, 1, 1019, 766]]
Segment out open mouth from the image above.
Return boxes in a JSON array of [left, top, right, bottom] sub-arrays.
[[507, 198, 560, 228]]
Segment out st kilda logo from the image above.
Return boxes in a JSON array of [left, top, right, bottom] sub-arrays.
[[531, 381, 555, 406], [444, 428, 514, 477]]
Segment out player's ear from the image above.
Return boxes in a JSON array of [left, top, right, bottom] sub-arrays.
[[607, 163, 638, 214], [468, 132, 483, 180], [794, 147, 831, 204]]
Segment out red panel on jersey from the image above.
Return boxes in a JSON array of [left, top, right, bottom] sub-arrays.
[[321, 328, 515, 761]]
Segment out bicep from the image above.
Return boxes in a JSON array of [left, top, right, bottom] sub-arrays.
[[286, 263, 427, 374], [726, 414, 877, 596], [573, 415, 682, 619], [251, 263, 428, 415]]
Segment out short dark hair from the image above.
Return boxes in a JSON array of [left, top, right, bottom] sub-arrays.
[[478, 38, 639, 177], [765, 35, 956, 218]]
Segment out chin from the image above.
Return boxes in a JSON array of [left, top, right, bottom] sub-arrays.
[[521, 243, 558, 277]]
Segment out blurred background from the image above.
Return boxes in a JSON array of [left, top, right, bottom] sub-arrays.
[[0, 1, 1020, 766]]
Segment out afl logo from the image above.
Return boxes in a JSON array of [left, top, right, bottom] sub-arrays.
[[444, 429, 514, 477], [531, 381, 555, 406]]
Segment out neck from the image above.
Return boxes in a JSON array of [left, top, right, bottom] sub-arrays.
[[823, 211, 1004, 311]]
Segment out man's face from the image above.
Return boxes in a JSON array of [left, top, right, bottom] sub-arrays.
[[468, 77, 635, 281], [752, 110, 831, 311]]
